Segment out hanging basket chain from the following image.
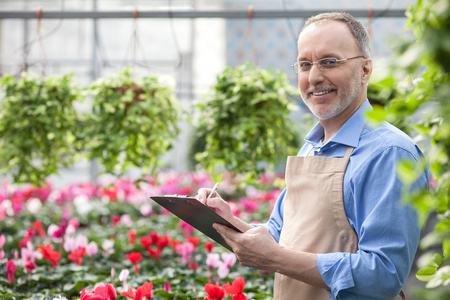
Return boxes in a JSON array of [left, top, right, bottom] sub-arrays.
[[236, 5, 259, 67]]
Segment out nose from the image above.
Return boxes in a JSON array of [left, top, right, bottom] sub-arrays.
[[307, 64, 325, 85]]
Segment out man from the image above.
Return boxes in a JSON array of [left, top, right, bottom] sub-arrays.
[[197, 12, 428, 299]]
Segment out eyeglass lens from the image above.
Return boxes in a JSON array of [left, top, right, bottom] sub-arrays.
[[299, 58, 338, 72]]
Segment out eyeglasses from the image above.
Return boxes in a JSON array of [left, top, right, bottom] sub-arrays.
[[291, 55, 365, 73]]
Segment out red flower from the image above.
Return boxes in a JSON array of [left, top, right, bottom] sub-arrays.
[[111, 215, 120, 226], [128, 230, 137, 244], [80, 282, 117, 300], [148, 248, 161, 259], [37, 243, 61, 266], [148, 232, 159, 244], [139, 236, 153, 250], [126, 252, 142, 274], [188, 237, 200, 248], [157, 234, 170, 250], [68, 247, 87, 265], [205, 242, 214, 253], [24, 260, 37, 273], [189, 262, 199, 270], [6, 259, 17, 283], [126, 252, 142, 264], [26, 228, 36, 237], [222, 277, 247, 300], [33, 220, 46, 237], [204, 282, 224, 300], [120, 282, 153, 300]]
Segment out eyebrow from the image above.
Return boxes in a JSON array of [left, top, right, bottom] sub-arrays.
[[297, 53, 339, 61]]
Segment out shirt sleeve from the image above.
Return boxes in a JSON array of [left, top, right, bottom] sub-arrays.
[[317, 146, 428, 299], [252, 188, 286, 243]]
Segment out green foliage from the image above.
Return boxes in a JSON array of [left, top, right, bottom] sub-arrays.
[[194, 63, 301, 184], [365, 0, 450, 294], [0, 73, 81, 186], [82, 68, 181, 175]]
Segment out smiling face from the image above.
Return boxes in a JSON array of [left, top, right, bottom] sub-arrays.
[[297, 20, 372, 123]]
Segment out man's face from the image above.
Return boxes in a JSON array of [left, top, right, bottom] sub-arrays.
[[297, 21, 370, 122]]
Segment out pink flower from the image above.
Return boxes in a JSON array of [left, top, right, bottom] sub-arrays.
[[239, 197, 259, 214], [119, 269, 129, 292], [64, 234, 88, 253], [140, 203, 152, 216], [24, 260, 37, 273], [120, 215, 133, 227], [6, 259, 17, 283], [175, 242, 194, 264], [0, 234, 5, 249], [228, 201, 241, 218], [164, 281, 171, 293], [80, 282, 117, 300], [86, 241, 98, 257], [21, 241, 43, 263], [179, 221, 195, 238], [0, 250, 4, 260], [221, 253, 237, 268], [206, 253, 221, 268]]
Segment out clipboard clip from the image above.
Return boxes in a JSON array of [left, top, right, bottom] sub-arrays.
[[163, 194, 189, 198]]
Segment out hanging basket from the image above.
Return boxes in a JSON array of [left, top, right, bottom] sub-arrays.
[[194, 62, 300, 184], [83, 67, 181, 175], [0, 72, 82, 185]]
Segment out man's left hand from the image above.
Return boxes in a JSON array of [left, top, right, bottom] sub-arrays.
[[213, 223, 280, 271]]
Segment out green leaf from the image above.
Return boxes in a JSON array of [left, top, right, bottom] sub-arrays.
[[416, 266, 437, 282], [443, 238, 450, 259]]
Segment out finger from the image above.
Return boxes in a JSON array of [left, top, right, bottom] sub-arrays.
[[196, 188, 209, 203], [213, 223, 237, 248]]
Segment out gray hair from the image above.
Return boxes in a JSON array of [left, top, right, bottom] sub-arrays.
[[301, 11, 371, 58]]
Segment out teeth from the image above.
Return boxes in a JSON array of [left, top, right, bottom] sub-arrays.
[[313, 90, 331, 96]]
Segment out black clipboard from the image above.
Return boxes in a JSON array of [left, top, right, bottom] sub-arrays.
[[150, 195, 242, 252]]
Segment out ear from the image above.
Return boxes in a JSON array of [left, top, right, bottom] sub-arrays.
[[361, 58, 373, 85]]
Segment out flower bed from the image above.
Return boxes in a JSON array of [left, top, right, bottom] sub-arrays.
[[0, 171, 284, 299]]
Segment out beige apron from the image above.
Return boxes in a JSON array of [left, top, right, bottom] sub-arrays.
[[273, 145, 405, 300]]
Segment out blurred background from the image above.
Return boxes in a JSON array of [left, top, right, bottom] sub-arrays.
[[0, 0, 416, 186]]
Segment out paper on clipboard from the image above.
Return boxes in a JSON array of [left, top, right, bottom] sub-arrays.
[[149, 195, 242, 252]]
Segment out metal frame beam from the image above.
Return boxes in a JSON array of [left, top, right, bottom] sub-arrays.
[[0, 9, 406, 19]]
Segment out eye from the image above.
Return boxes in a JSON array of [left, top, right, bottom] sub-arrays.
[[319, 58, 338, 68], [299, 61, 312, 69]]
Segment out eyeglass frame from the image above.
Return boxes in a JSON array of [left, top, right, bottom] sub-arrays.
[[291, 55, 365, 73]]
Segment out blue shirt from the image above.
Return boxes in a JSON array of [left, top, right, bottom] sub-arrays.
[[257, 100, 429, 299]]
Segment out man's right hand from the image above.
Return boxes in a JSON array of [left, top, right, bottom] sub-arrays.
[[196, 188, 234, 222]]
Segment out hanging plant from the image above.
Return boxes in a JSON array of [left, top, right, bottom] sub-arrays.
[[194, 63, 301, 184], [0, 72, 81, 186], [83, 67, 181, 175]]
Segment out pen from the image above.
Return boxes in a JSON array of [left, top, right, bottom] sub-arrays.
[[207, 182, 220, 200]]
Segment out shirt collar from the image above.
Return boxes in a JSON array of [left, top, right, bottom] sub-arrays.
[[304, 99, 372, 148]]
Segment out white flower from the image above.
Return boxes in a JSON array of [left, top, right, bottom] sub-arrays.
[[26, 198, 42, 214], [73, 195, 92, 215], [140, 203, 152, 216], [102, 239, 115, 256]]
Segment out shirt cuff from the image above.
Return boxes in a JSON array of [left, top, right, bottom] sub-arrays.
[[317, 252, 355, 299]]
